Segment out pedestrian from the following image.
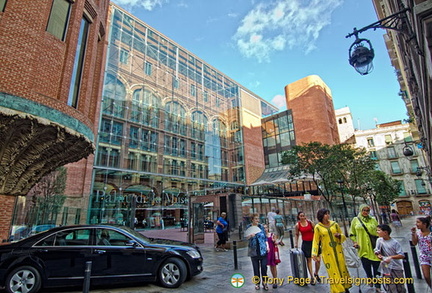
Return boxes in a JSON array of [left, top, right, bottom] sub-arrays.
[[273, 209, 285, 246], [294, 211, 321, 284], [264, 224, 281, 289], [411, 216, 432, 288], [246, 213, 269, 291], [381, 210, 388, 224], [349, 204, 381, 292], [312, 208, 351, 293], [375, 224, 406, 292], [390, 209, 403, 232], [215, 212, 228, 251], [267, 207, 276, 233]]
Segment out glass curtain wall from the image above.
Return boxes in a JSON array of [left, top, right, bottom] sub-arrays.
[[89, 6, 246, 229]]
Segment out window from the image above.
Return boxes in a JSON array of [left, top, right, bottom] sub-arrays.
[[96, 229, 133, 246], [172, 76, 179, 89], [385, 134, 393, 144], [398, 182, 406, 196], [145, 61, 152, 75], [390, 161, 402, 174], [415, 179, 427, 194], [129, 126, 139, 148], [36, 229, 91, 246], [0, 0, 6, 12], [203, 91, 208, 102], [403, 132, 413, 142], [410, 160, 419, 173], [46, 0, 72, 40], [367, 137, 374, 147], [67, 17, 90, 108], [369, 151, 378, 160], [120, 49, 129, 64], [190, 84, 196, 97], [387, 146, 397, 159]]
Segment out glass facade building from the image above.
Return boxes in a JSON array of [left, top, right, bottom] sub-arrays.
[[89, 5, 278, 229]]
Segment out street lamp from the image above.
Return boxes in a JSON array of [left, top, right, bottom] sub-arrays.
[[345, 6, 418, 75], [336, 179, 349, 236]]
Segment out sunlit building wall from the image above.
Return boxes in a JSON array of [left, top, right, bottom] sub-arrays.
[[354, 121, 431, 215]]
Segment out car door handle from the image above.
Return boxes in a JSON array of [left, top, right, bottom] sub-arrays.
[[38, 249, 48, 253], [94, 249, 106, 254]]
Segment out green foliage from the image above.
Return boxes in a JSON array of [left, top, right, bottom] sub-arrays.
[[366, 170, 401, 206], [281, 142, 376, 204]]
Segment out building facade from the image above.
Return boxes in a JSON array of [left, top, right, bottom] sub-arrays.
[[354, 121, 431, 215], [335, 107, 356, 143], [88, 4, 278, 230], [0, 0, 109, 241], [284, 75, 340, 146]]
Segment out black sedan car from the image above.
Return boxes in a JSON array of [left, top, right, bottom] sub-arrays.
[[0, 225, 203, 293]]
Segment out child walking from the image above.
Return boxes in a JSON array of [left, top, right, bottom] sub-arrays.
[[374, 224, 406, 293], [411, 216, 432, 288]]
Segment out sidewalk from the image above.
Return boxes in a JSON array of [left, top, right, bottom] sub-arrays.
[[139, 215, 429, 292]]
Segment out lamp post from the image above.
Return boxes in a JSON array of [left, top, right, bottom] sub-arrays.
[[336, 179, 349, 236], [345, 6, 421, 75]]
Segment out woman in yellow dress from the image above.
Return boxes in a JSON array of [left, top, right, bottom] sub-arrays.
[[312, 208, 351, 293]]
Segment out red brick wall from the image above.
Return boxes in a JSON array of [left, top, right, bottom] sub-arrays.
[[0, 195, 16, 242], [0, 0, 109, 236], [243, 124, 265, 185], [0, 0, 109, 131], [285, 75, 340, 145], [65, 154, 95, 198]]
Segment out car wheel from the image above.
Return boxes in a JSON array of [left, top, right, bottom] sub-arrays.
[[5, 265, 42, 293], [158, 257, 187, 288]]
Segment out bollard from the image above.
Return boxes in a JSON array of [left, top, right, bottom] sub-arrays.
[[409, 240, 422, 279], [83, 261, 92, 293], [403, 252, 415, 293], [233, 240, 238, 270]]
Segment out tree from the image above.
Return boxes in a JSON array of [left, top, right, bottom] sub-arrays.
[[26, 167, 67, 225], [281, 142, 376, 207], [367, 170, 401, 207]]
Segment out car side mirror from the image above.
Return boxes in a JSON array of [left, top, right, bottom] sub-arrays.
[[125, 240, 138, 248]]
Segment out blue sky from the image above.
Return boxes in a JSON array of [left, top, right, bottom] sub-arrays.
[[111, 0, 407, 130]]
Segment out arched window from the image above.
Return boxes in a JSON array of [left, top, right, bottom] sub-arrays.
[[191, 111, 208, 141], [165, 102, 186, 134]]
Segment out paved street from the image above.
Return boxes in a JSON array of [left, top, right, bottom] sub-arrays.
[[17, 215, 429, 293]]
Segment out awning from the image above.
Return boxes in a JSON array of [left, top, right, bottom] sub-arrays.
[[251, 166, 291, 185], [93, 182, 116, 193], [125, 185, 153, 195]]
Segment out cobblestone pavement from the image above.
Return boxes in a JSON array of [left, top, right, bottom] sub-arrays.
[[22, 216, 430, 292]]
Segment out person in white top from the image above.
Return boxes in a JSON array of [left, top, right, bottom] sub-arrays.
[[374, 224, 406, 293], [267, 207, 277, 233]]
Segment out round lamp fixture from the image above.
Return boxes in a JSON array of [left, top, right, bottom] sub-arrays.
[[403, 145, 414, 156], [349, 38, 374, 75]]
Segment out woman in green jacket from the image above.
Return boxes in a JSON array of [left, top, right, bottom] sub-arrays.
[[349, 204, 381, 292]]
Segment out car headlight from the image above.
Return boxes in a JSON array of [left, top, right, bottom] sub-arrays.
[[186, 249, 201, 259]]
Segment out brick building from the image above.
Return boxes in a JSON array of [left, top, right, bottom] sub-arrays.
[[285, 75, 340, 146], [0, 0, 109, 241]]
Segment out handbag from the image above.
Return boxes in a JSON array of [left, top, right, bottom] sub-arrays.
[[357, 217, 378, 248], [274, 244, 281, 264]]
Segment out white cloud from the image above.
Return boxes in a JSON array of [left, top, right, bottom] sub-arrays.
[[112, 0, 168, 11], [233, 0, 343, 62], [271, 94, 286, 110]]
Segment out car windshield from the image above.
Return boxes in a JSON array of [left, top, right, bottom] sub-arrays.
[[119, 226, 151, 242]]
